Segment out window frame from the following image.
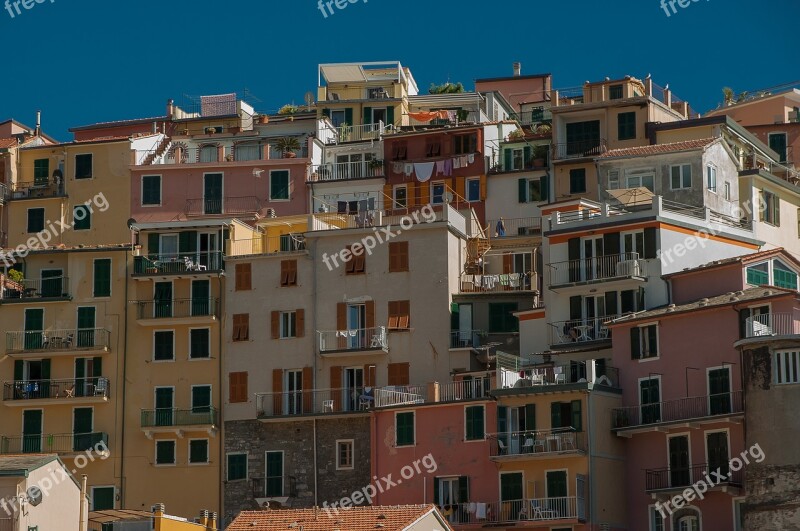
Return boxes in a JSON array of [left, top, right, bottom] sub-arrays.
[[141, 175, 162, 207], [335, 439, 355, 470], [569, 168, 587, 194], [280, 259, 298, 286], [188, 438, 210, 465], [265, 450, 285, 497], [387, 300, 411, 330], [74, 153, 93, 180], [670, 164, 692, 190], [706, 164, 717, 193], [488, 302, 519, 333], [393, 185, 408, 208], [226, 452, 248, 481], [395, 411, 416, 447], [431, 181, 446, 204], [153, 330, 175, 362], [775, 350, 800, 385], [189, 327, 211, 360], [73, 205, 91, 231], [633, 322, 660, 361], [154, 439, 177, 466], [466, 178, 481, 202], [232, 313, 250, 342], [92, 258, 112, 298], [464, 404, 486, 442], [26, 208, 45, 233], [269, 170, 291, 201], [279, 311, 297, 339], [617, 111, 637, 141]]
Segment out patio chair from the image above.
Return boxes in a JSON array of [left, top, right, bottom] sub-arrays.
[[553, 366, 566, 384], [63, 385, 75, 399], [93, 379, 107, 396], [530, 499, 559, 520], [497, 439, 507, 455], [522, 437, 534, 453], [322, 400, 334, 412]]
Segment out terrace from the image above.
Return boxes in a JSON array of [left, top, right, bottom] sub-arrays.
[[0, 432, 108, 455], [5, 328, 111, 357], [132, 252, 223, 276], [0, 276, 70, 302], [495, 356, 619, 391], [317, 326, 388, 355], [612, 391, 744, 434], [439, 496, 585, 525], [3, 378, 110, 405], [548, 252, 648, 290]]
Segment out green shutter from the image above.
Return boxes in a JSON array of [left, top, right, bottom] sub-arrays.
[[386, 106, 395, 126], [363, 107, 372, 125], [569, 296, 582, 321], [605, 291, 618, 316], [179, 231, 197, 255], [93, 357, 102, 379], [648, 326, 659, 356], [504, 149, 513, 171], [73, 206, 91, 230], [93, 259, 111, 297], [540, 175, 549, 202], [518, 178, 528, 203], [433, 477, 440, 504], [523, 146, 532, 166], [147, 234, 160, 259], [344, 108, 353, 126], [524, 404, 536, 432], [643, 228, 657, 259], [551, 402, 562, 429], [14, 360, 23, 382], [497, 406, 507, 433], [75, 359, 85, 379], [192, 386, 211, 412], [190, 440, 207, 463], [571, 400, 582, 431], [621, 290, 635, 313], [322, 108, 330, 118], [630, 327, 641, 359], [458, 476, 469, 503], [604, 232, 621, 256]]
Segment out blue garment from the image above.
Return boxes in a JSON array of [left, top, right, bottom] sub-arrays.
[[496, 220, 506, 237]]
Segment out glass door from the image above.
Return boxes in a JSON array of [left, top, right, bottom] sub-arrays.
[[204, 173, 223, 214], [640, 378, 661, 424], [347, 304, 366, 349], [285, 370, 303, 415], [708, 367, 732, 415], [77, 307, 96, 348], [155, 387, 174, 426], [191, 280, 210, 316], [344, 367, 363, 412], [199, 232, 219, 270], [582, 236, 604, 281]]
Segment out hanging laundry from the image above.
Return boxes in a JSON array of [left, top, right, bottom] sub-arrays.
[[452, 157, 461, 169], [414, 162, 435, 182], [435, 160, 446, 175], [447, 110, 459, 122], [467, 153, 475, 164], [392, 162, 403, 174], [460, 155, 469, 167], [403, 163, 414, 177], [443, 158, 453, 176], [408, 110, 450, 123]]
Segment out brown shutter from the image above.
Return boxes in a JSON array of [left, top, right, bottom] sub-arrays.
[[364, 364, 376, 387], [241, 314, 249, 340], [229, 372, 248, 403], [407, 182, 417, 208], [399, 300, 410, 329], [330, 366, 342, 410], [271, 311, 280, 339], [480, 175, 487, 200], [345, 246, 356, 274], [388, 301, 398, 329], [272, 369, 283, 415], [383, 184, 393, 209], [235, 263, 251, 291], [366, 300, 375, 329], [455, 177, 465, 201], [302, 366, 313, 412], [503, 254, 514, 274], [288, 259, 297, 285], [355, 252, 366, 273], [400, 242, 409, 271], [337, 303, 347, 329], [388, 362, 410, 386], [419, 181, 430, 205], [388, 243, 398, 272], [296, 309, 305, 338], [280, 260, 289, 286]]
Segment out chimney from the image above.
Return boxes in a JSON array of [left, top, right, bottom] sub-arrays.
[[35, 111, 41, 136], [198, 510, 210, 527], [209, 512, 218, 531], [513, 62, 521, 77], [153, 503, 165, 517], [166, 99, 175, 119]]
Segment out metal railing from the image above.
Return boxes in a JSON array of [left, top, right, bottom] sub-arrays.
[[509, 107, 553, 126], [256, 387, 379, 417], [459, 273, 535, 293], [510, 362, 620, 388], [406, 110, 481, 127], [227, 235, 306, 256], [490, 428, 585, 457], [549, 315, 620, 345], [0, 276, 70, 300], [745, 313, 800, 337], [372, 385, 427, 408], [133, 252, 223, 275], [438, 378, 491, 401], [141, 407, 217, 428], [0, 432, 107, 454], [646, 463, 743, 492], [318, 326, 388, 353], [9, 179, 66, 199], [3, 377, 110, 401], [487, 497, 582, 523], [185, 196, 261, 216], [450, 330, 484, 349], [325, 122, 388, 144], [309, 161, 384, 181], [612, 390, 744, 429], [549, 253, 647, 286], [6, 328, 110, 353], [132, 298, 220, 319], [552, 139, 607, 160], [488, 217, 542, 237]]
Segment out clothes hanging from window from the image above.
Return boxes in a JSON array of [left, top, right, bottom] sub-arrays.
[[467, 153, 475, 164], [393, 162, 404, 174], [435, 160, 446, 175], [453, 157, 462, 169], [403, 163, 414, 177], [414, 162, 435, 182]]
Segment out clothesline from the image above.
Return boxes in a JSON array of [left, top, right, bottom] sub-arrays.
[[392, 153, 478, 182]]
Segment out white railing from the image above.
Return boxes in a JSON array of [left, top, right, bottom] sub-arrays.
[[745, 313, 800, 337], [549, 252, 647, 286], [318, 327, 388, 353], [438, 378, 491, 401], [485, 496, 581, 523], [373, 385, 426, 408], [326, 122, 388, 144], [309, 160, 384, 181], [549, 315, 621, 345]]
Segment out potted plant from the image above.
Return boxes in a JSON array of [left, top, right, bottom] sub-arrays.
[[369, 159, 384, 169], [534, 123, 551, 135], [278, 104, 299, 116], [508, 129, 525, 142], [205, 127, 216, 135], [258, 115, 269, 124], [532, 145, 549, 168], [275, 137, 301, 158]]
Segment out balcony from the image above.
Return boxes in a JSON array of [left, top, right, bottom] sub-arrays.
[[612, 390, 744, 433], [548, 253, 648, 289], [450, 330, 485, 349], [552, 139, 607, 160], [132, 298, 220, 326], [322, 122, 389, 145], [549, 315, 620, 347], [256, 385, 425, 418], [744, 313, 800, 338], [5, 328, 111, 357], [132, 252, 223, 277], [0, 432, 108, 455], [465, 497, 584, 525], [459, 273, 535, 293], [3, 378, 110, 405], [509, 107, 553, 127], [141, 407, 218, 438], [317, 326, 388, 355], [436, 378, 491, 401], [227, 235, 306, 257], [309, 160, 384, 182], [487, 217, 542, 238], [0, 276, 70, 302], [490, 428, 586, 459], [646, 463, 743, 493], [134, 146, 308, 166], [185, 196, 261, 217], [9, 180, 66, 200], [500, 362, 620, 391]]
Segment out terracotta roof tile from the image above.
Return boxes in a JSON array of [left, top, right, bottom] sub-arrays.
[[598, 138, 717, 159], [663, 247, 800, 278], [227, 505, 452, 531], [0, 138, 20, 148]]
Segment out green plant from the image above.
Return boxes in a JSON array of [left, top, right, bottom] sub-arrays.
[[7, 269, 23, 283], [278, 104, 299, 115], [369, 159, 384, 169], [722, 87, 734, 105], [533, 144, 549, 159], [428, 82, 465, 95], [508, 129, 525, 141], [275, 136, 301, 155]]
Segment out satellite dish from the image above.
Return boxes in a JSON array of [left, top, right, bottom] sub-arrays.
[[127, 218, 137, 229], [27, 486, 43, 506], [253, 169, 264, 178], [445, 192, 454, 203]]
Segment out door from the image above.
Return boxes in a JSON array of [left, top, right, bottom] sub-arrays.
[[155, 387, 174, 426], [769, 133, 788, 163], [623, 231, 645, 259], [640, 378, 661, 424], [199, 232, 219, 269], [74, 358, 100, 397], [191, 386, 211, 413], [546, 470, 568, 514], [204, 173, 223, 214], [344, 368, 364, 412], [24, 309, 44, 350], [508, 407, 521, 454], [73, 408, 93, 451], [707, 431, 730, 477], [458, 304, 473, 346], [669, 435, 690, 487], [497, 406, 509, 454], [77, 307, 96, 348], [584, 295, 606, 339], [153, 282, 172, 318], [582, 236, 604, 280], [191, 280, 210, 316], [708, 368, 731, 415], [159, 234, 178, 262], [347, 304, 366, 349], [286, 370, 303, 415], [40, 269, 63, 298], [500, 472, 523, 520], [22, 410, 43, 453]]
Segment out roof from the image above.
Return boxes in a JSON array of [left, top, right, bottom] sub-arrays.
[[663, 247, 800, 278], [69, 116, 170, 132], [227, 505, 452, 531], [22, 133, 160, 149], [0, 138, 20, 149], [475, 72, 552, 83], [598, 138, 717, 159], [0, 454, 59, 476], [610, 286, 796, 325], [88, 509, 154, 524]]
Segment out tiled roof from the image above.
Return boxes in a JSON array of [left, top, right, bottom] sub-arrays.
[[227, 505, 451, 531], [663, 247, 800, 278], [598, 138, 717, 159], [69, 116, 170, 131], [0, 138, 20, 149], [0, 453, 58, 473]]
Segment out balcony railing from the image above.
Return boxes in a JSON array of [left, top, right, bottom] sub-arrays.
[[490, 428, 586, 457], [0, 276, 70, 300], [506, 362, 620, 389], [438, 378, 491, 401], [487, 497, 582, 523], [227, 235, 306, 257], [488, 217, 542, 237], [612, 390, 744, 429], [373, 385, 427, 408], [9, 179, 65, 199], [135, 146, 306, 165], [6, 328, 110, 353], [646, 463, 743, 492], [309, 161, 384, 181], [509, 107, 553, 127], [405, 110, 482, 127], [140, 407, 218, 428], [133, 252, 223, 275], [552, 139, 607, 160], [185, 196, 261, 217], [3, 378, 110, 401], [549, 253, 648, 287], [450, 330, 484, 349], [0, 432, 107, 454], [256, 387, 384, 417], [324, 122, 388, 145], [459, 273, 535, 293], [549, 315, 620, 346], [745, 313, 800, 337], [133, 298, 220, 319], [317, 326, 388, 353]]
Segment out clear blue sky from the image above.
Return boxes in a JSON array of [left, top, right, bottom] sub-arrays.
[[1, 0, 797, 140]]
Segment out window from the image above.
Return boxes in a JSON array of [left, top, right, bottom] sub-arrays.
[[389, 241, 409, 272], [670, 164, 692, 190], [345, 246, 366, 275], [280, 260, 298, 286], [724, 182, 731, 201], [489, 303, 518, 333], [746, 263, 769, 285], [760, 190, 780, 226], [466, 178, 480, 202], [565, 120, 600, 154], [75, 154, 93, 179], [27, 208, 45, 233], [395, 411, 415, 446], [190, 329, 210, 359], [388, 300, 410, 330], [33, 159, 49, 186], [266, 451, 284, 496], [393, 185, 407, 208], [392, 142, 408, 161], [465, 405, 485, 441], [608, 170, 620, 190], [706, 165, 717, 192], [551, 400, 582, 431], [73, 205, 91, 231], [775, 350, 800, 384], [649, 506, 665, 531], [388, 363, 410, 386], [454, 133, 477, 155], [269, 170, 290, 201], [153, 331, 174, 361], [527, 176, 547, 202], [232, 314, 249, 341], [773, 260, 798, 289], [330, 109, 347, 128], [569, 168, 586, 194], [631, 324, 658, 360], [235, 263, 251, 291], [189, 439, 209, 464], [609, 84, 623, 100], [235, 143, 261, 161], [93, 259, 111, 297], [155, 440, 176, 465], [626, 170, 655, 191], [192, 385, 212, 413], [769, 132, 788, 163], [425, 139, 441, 157], [142, 175, 161, 206], [227, 453, 247, 481], [199, 145, 218, 163], [618, 112, 636, 140], [91, 487, 115, 511], [512, 148, 524, 170], [229, 372, 248, 403], [432, 181, 447, 204], [336, 440, 354, 470], [280, 311, 297, 338]]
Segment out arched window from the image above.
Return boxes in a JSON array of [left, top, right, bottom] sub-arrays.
[[674, 507, 701, 531]]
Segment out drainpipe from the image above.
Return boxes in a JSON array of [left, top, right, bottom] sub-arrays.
[[587, 391, 594, 528], [119, 248, 130, 507], [217, 269, 225, 521], [79, 474, 88, 531], [313, 419, 318, 507], [311, 235, 319, 506]]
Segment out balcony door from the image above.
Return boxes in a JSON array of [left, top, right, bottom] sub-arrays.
[[199, 232, 219, 269], [582, 236, 604, 281], [499, 471, 523, 506], [707, 431, 730, 477], [622, 231, 644, 259], [343, 367, 363, 412], [640, 377, 661, 424], [708, 367, 731, 415], [159, 234, 178, 262], [73, 407, 94, 451], [77, 306, 96, 348], [668, 435, 690, 488], [24, 308, 44, 350], [40, 269, 63, 298], [153, 282, 173, 318], [285, 370, 303, 415], [347, 304, 366, 349], [22, 410, 43, 453], [15, 359, 49, 399], [155, 387, 174, 426], [74, 357, 101, 398], [203, 173, 223, 215], [191, 280, 210, 316]]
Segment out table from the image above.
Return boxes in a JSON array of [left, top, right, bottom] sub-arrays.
[[574, 325, 593, 341]]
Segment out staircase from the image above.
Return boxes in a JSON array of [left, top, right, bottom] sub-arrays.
[[142, 136, 172, 166]]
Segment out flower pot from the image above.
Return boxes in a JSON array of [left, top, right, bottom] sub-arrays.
[[533, 158, 545, 168], [259, 116, 269, 124], [284, 152, 297, 159]]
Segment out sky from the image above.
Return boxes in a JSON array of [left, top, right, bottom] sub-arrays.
[[0, 0, 797, 140]]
